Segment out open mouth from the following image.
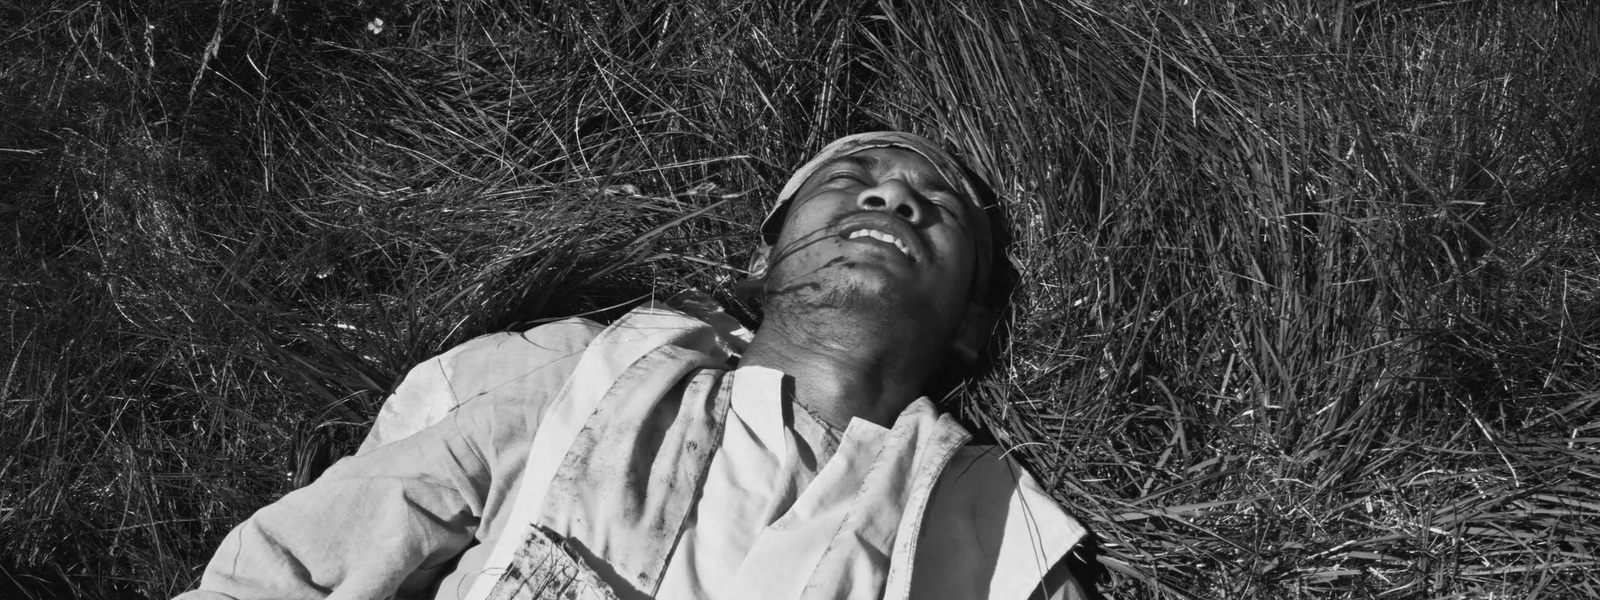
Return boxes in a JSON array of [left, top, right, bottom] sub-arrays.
[[843, 227, 913, 259]]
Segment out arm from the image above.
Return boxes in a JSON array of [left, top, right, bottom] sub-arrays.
[[177, 319, 602, 600], [177, 398, 501, 600]]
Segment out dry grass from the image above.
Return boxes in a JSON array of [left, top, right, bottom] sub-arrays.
[[2, 1, 1596, 598]]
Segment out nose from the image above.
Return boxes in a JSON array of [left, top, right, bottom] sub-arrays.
[[856, 180, 923, 224]]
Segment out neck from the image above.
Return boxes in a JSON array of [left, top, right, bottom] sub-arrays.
[[740, 308, 941, 431]]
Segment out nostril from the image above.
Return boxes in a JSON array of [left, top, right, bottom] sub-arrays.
[[862, 195, 886, 208], [896, 205, 915, 219]]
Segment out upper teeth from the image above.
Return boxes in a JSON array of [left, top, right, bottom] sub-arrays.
[[847, 229, 910, 256]]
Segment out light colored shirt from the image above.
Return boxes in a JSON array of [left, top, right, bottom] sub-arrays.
[[178, 305, 1088, 600], [656, 366, 839, 599]]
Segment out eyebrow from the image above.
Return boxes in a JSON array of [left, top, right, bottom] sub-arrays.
[[823, 154, 963, 200]]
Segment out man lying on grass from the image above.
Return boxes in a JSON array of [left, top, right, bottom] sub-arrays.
[[178, 132, 1091, 600]]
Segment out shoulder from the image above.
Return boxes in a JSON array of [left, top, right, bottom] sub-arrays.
[[441, 317, 606, 370], [361, 300, 738, 454], [426, 294, 746, 396], [359, 317, 605, 454], [913, 446, 1087, 600], [410, 315, 607, 405]]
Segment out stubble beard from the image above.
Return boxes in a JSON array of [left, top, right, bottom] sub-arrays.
[[763, 258, 943, 346]]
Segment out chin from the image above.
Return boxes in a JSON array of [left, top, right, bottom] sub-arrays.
[[767, 272, 921, 323]]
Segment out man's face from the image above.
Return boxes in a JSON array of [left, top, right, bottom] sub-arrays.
[[764, 147, 982, 338]]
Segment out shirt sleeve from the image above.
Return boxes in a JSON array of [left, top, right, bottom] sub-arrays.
[[175, 319, 602, 600]]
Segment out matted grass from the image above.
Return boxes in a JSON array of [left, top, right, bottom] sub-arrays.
[[2, 1, 1596, 598]]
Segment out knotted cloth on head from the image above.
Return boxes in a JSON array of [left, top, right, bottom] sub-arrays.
[[749, 131, 1001, 307]]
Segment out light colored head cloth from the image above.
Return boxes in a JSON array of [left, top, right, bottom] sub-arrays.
[[750, 131, 996, 301]]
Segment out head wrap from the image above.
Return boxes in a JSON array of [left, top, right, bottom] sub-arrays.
[[751, 131, 998, 304]]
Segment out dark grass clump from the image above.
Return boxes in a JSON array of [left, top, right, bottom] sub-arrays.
[[2, 1, 1597, 598]]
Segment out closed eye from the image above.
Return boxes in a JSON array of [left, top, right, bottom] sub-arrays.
[[827, 171, 869, 185], [919, 193, 964, 223]]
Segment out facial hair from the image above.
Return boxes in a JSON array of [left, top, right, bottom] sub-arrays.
[[763, 251, 953, 343], [760, 213, 961, 346]]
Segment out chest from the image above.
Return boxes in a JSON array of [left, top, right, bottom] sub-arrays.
[[466, 356, 969, 600]]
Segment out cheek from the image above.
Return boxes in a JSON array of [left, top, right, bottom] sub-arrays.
[[774, 224, 837, 260], [777, 195, 850, 245], [930, 234, 980, 305], [932, 231, 977, 273]]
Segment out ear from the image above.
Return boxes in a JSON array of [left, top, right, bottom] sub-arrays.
[[735, 243, 774, 304], [950, 303, 998, 365]]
